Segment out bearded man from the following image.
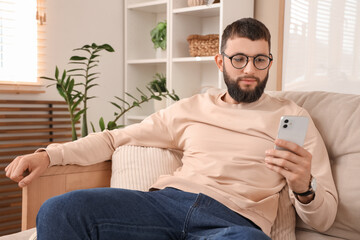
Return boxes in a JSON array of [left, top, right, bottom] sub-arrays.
[[6, 18, 337, 240]]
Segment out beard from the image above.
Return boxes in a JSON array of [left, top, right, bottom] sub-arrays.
[[223, 67, 269, 103]]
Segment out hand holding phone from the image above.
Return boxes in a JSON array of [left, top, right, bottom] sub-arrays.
[[275, 116, 309, 151]]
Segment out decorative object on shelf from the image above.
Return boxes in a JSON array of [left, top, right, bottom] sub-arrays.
[[149, 73, 168, 111], [150, 21, 167, 50], [187, 34, 219, 57], [205, 0, 220, 5], [187, 0, 205, 7], [188, 0, 220, 7]]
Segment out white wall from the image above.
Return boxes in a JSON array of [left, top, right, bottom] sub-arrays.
[[1, 0, 124, 129], [1, 0, 288, 131]]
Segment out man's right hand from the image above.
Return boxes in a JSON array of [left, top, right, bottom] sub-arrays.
[[5, 151, 50, 188]]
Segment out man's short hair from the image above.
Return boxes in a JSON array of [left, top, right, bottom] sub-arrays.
[[220, 18, 271, 53]]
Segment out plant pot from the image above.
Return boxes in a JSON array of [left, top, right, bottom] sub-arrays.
[[154, 97, 167, 112], [155, 48, 166, 59]]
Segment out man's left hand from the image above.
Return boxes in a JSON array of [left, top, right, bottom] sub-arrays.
[[265, 139, 314, 203]]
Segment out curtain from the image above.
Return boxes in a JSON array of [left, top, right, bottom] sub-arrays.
[[282, 0, 360, 94], [0, 0, 46, 85]]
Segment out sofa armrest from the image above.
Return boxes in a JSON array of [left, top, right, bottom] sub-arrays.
[[21, 161, 111, 230]]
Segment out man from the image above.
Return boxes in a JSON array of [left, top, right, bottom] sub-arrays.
[[6, 18, 337, 239]]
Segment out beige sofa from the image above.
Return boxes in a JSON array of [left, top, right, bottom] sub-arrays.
[[1, 91, 359, 240]]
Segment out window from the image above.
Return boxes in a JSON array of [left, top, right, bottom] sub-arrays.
[[0, 0, 38, 84], [283, 0, 360, 94]]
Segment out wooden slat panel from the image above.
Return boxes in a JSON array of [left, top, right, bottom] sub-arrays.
[[0, 100, 67, 105], [0, 220, 21, 232], [0, 90, 45, 94], [0, 229, 22, 237], [0, 165, 8, 171], [0, 99, 79, 236], [0, 141, 66, 149], [0, 206, 21, 217], [0, 186, 20, 194], [0, 114, 70, 119], [0, 214, 21, 224], [0, 179, 16, 187], [0, 121, 73, 126], [0, 134, 74, 141], [0, 158, 16, 164], [0, 107, 68, 112], [0, 198, 22, 208], [0, 193, 22, 202], [0, 127, 80, 134], [0, 150, 38, 157]]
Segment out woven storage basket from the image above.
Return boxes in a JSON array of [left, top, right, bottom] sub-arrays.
[[187, 34, 219, 57]]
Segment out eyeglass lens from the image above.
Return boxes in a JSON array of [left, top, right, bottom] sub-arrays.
[[231, 54, 271, 70]]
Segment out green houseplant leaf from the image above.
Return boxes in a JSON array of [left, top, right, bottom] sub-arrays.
[[67, 43, 115, 137], [150, 21, 167, 50], [149, 73, 167, 92]]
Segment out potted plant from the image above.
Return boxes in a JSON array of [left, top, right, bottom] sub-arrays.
[[43, 43, 180, 138], [150, 21, 167, 58], [149, 73, 168, 111]]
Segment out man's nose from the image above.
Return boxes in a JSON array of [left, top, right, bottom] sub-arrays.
[[243, 59, 257, 74]]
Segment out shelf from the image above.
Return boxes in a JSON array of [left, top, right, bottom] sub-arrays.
[[173, 3, 220, 17], [172, 56, 215, 63], [125, 0, 254, 125], [127, 59, 167, 64], [127, 0, 167, 13]]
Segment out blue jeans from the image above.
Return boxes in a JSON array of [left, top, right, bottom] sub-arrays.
[[37, 187, 271, 240]]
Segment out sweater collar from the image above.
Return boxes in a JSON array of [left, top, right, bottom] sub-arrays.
[[215, 90, 268, 109]]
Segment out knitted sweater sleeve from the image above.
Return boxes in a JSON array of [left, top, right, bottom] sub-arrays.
[[44, 109, 176, 166], [290, 109, 338, 232]]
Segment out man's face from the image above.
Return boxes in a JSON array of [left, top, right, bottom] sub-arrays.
[[215, 37, 272, 103]]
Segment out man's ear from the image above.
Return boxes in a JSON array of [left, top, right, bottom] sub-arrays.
[[268, 53, 274, 70], [215, 53, 224, 72]]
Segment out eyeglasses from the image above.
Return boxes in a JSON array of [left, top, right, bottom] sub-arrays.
[[221, 52, 273, 70]]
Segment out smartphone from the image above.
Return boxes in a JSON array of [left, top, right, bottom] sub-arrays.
[[275, 116, 309, 150]]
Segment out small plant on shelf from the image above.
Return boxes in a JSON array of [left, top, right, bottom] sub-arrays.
[[150, 21, 167, 50], [149, 73, 167, 93]]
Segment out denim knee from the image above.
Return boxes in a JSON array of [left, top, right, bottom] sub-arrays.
[[36, 190, 95, 240], [37, 193, 70, 228]]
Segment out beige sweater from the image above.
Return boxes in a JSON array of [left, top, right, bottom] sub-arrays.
[[45, 90, 338, 236]]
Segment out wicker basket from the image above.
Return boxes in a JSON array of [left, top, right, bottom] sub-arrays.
[[187, 0, 205, 7], [187, 34, 219, 57], [187, 0, 220, 6]]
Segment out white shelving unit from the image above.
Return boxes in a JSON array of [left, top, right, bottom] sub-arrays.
[[124, 0, 254, 124]]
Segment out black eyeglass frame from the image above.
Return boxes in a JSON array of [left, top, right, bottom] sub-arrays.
[[221, 52, 273, 70]]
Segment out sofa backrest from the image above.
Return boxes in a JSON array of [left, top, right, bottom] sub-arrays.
[[111, 91, 360, 240], [268, 91, 360, 239]]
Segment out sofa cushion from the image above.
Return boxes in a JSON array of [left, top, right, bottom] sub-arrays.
[[111, 145, 182, 191], [111, 145, 295, 240], [268, 91, 360, 240]]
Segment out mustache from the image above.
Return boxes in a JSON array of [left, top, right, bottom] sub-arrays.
[[236, 75, 261, 83]]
